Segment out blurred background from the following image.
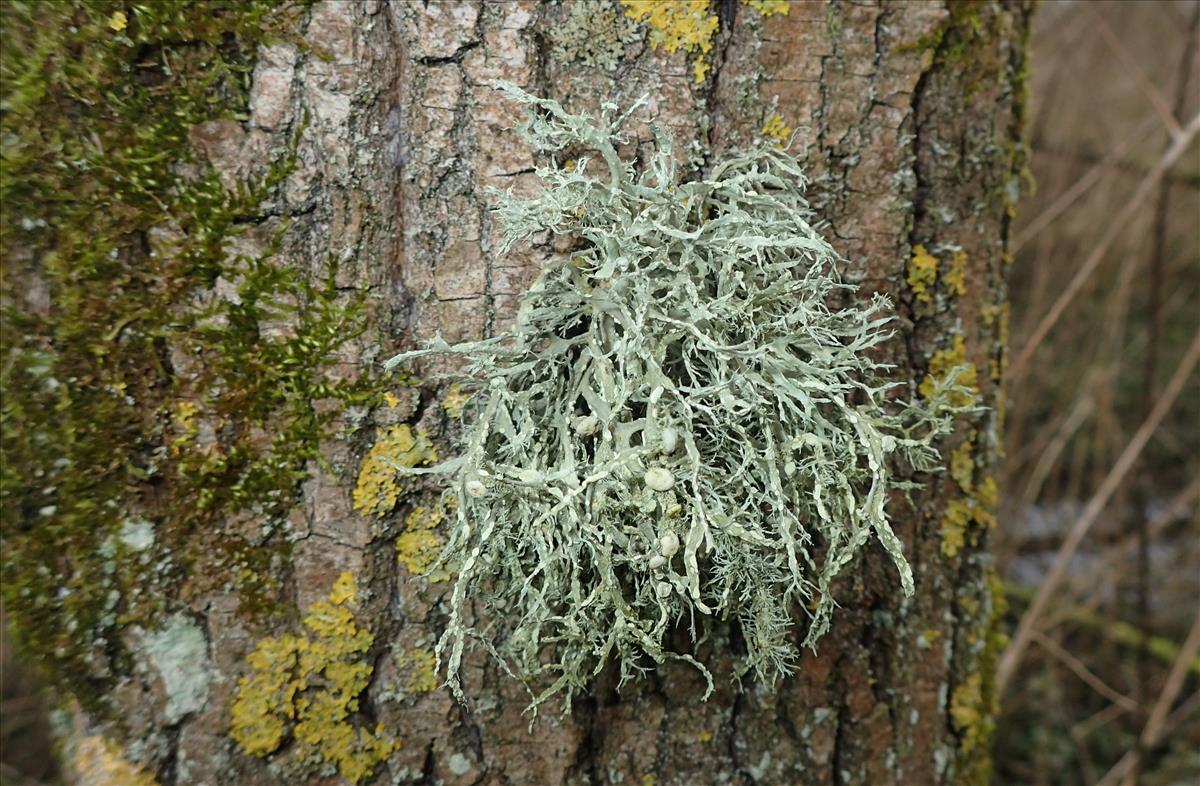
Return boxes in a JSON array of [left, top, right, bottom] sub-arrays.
[[2, 1, 1198, 784], [993, 1, 1200, 785]]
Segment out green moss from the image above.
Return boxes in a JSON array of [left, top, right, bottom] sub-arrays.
[[0, 0, 387, 716]]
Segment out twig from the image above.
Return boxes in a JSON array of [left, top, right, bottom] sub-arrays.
[[1031, 630, 1137, 711], [998, 327, 1200, 692], [1012, 113, 1159, 254], [1008, 111, 1200, 382], [1094, 609, 1200, 786]]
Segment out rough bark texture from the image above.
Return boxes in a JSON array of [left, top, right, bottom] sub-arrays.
[[62, 2, 1032, 784]]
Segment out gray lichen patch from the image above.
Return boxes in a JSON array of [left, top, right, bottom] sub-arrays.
[[549, 0, 643, 71], [388, 84, 972, 714], [141, 614, 213, 725]]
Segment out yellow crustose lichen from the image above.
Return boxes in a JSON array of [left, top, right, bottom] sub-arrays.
[[352, 425, 437, 517], [230, 572, 396, 783], [761, 113, 792, 147], [920, 335, 978, 407], [620, 0, 720, 83], [396, 502, 453, 581], [744, 0, 791, 15], [72, 735, 158, 786], [943, 249, 968, 296], [939, 432, 999, 557], [908, 244, 939, 304]]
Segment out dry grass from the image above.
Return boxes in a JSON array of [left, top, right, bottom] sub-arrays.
[[996, 2, 1200, 784]]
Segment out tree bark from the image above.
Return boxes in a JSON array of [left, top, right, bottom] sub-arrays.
[[59, 2, 1032, 784]]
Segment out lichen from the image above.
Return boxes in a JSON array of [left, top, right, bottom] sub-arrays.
[[907, 244, 939, 304], [141, 614, 212, 725], [394, 648, 439, 694], [395, 502, 453, 582], [352, 425, 437, 517], [938, 432, 998, 558], [943, 249, 968, 297], [388, 84, 971, 713], [551, 0, 642, 71], [230, 572, 396, 783], [442, 383, 471, 418], [761, 113, 792, 147], [71, 735, 159, 786], [950, 672, 986, 754], [744, 0, 791, 16], [620, 0, 720, 84], [920, 335, 979, 408]]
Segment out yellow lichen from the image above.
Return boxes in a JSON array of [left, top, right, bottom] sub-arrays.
[[395, 648, 439, 694], [761, 113, 792, 147], [919, 335, 978, 406], [442, 383, 470, 418], [170, 400, 199, 455], [621, 0, 719, 84], [230, 572, 397, 783], [950, 436, 976, 494], [382, 391, 402, 408], [950, 672, 988, 755], [944, 249, 968, 296], [396, 503, 452, 581], [940, 433, 999, 557], [73, 735, 159, 786], [908, 244, 938, 304], [352, 425, 437, 517], [744, 0, 790, 15], [697, 729, 713, 743]]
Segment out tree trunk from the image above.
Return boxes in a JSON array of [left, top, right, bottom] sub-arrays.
[[36, 2, 1031, 785]]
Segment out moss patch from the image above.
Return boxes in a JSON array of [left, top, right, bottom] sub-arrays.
[[0, 0, 385, 714]]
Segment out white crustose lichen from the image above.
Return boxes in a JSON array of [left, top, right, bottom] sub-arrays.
[[388, 82, 970, 714]]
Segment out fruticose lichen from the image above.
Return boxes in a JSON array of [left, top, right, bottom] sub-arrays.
[[388, 83, 969, 713], [230, 572, 396, 783]]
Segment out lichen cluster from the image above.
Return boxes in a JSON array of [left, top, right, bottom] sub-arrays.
[[620, 0, 721, 83], [388, 84, 970, 712], [230, 572, 396, 783], [352, 425, 437, 517], [550, 0, 643, 71]]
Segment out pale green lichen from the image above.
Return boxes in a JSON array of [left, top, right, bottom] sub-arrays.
[[230, 572, 396, 783], [551, 0, 642, 71], [141, 614, 212, 724], [388, 84, 970, 713]]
